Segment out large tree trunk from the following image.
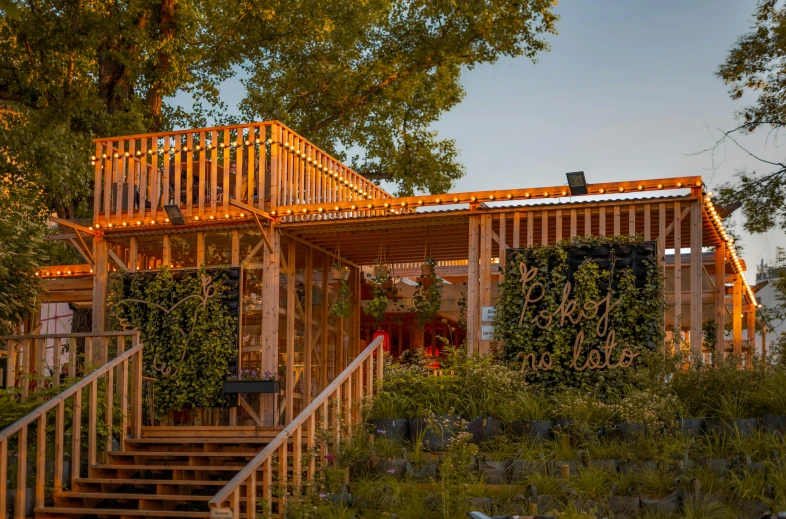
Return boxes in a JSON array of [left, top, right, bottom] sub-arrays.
[[146, 0, 176, 132]]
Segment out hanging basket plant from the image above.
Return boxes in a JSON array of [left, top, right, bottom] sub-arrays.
[[365, 284, 389, 328], [413, 256, 443, 329], [332, 276, 353, 318]]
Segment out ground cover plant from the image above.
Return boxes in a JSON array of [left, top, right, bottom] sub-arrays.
[[279, 346, 786, 519]]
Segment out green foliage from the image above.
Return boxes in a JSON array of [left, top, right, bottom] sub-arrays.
[[111, 266, 237, 414], [412, 257, 443, 329], [0, 0, 558, 227], [494, 235, 664, 392], [332, 277, 353, 318], [0, 178, 45, 334]]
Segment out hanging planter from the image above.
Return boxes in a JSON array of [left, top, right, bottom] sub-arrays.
[[413, 257, 442, 329]]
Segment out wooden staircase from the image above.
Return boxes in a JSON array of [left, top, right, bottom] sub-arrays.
[[38, 427, 284, 519]]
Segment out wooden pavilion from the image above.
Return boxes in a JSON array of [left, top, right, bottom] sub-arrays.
[[17, 122, 765, 415], [0, 120, 769, 519]]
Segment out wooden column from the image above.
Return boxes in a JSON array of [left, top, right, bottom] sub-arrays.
[[499, 213, 507, 282], [527, 212, 534, 246], [285, 240, 296, 424], [467, 215, 480, 353], [541, 211, 548, 245], [714, 243, 726, 356], [732, 274, 742, 355], [513, 212, 521, 248], [262, 228, 281, 425], [479, 214, 493, 354], [690, 200, 703, 359], [304, 249, 313, 407], [746, 304, 756, 360], [584, 208, 591, 236], [162, 234, 171, 267], [196, 232, 205, 266], [598, 208, 606, 236], [92, 235, 109, 332], [128, 237, 138, 273], [673, 201, 682, 346]]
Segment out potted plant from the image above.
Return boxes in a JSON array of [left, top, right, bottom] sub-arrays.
[[364, 284, 389, 328], [413, 257, 442, 329], [222, 369, 280, 394], [367, 392, 411, 441], [332, 275, 353, 318]]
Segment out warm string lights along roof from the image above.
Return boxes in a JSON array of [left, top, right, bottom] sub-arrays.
[[90, 211, 249, 230], [36, 266, 93, 278], [703, 192, 759, 307], [89, 139, 380, 200]]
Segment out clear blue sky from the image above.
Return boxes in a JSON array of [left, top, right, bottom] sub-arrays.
[[171, 0, 784, 273]]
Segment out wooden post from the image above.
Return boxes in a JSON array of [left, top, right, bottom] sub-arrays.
[[747, 304, 756, 361], [584, 208, 591, 236], [732, 275, 742, 355], [93, 235, 109, 333], [527, 211, 534, 246], [305, 248, 313, 407], [286, 240, 296, 424], [673, 201, 682, 351], [690, 200, 703, 360], [598, 207, 606, 236], [613, 206, 621, 235], [262, 228, 280, 426], [467, 215, 480, 353], [499, 213, 507, 282], [714, 242, 726, 356], [479, 214, 493, 354], [197, 232, 205, 267], [541, 210, 548, 245], [129, 237, 138, 273], [555, 210, 562, 242], [513, 212, 521, 248], [162, 234, 171, 267]]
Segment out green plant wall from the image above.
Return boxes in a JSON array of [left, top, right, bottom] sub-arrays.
[[494, 235, 664, 392], [111, 266, 237, 415]]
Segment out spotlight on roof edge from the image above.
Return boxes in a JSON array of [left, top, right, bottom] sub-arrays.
[[164, 205, 186, 225], [566, 171, 588, 196]]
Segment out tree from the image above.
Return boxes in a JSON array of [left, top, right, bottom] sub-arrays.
[[0, 0, 559, 222], [714, 0, 786, 234]]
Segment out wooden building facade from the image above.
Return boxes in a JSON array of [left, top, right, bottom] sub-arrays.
[[28, 121, 764, 422]]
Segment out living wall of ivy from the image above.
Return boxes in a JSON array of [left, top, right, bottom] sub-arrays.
[[111, 266, 237, 415], [494, 235, 664, 392]]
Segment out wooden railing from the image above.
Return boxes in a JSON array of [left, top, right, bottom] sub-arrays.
[[0, 341, 144, 518], [209, 336, 385, 518], [0, 331, 140, 397], [92, 122, 392, 226]]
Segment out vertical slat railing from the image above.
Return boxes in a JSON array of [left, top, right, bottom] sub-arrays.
[[93, 121, 391, 224], [0, 340, 143, 517], [209, 337, 385, 518]]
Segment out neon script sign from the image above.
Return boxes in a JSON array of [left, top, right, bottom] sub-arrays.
[[515, 262, 638, 372]]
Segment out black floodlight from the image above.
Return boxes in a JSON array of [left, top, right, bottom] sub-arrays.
[[164, 204, 186, 225], [566, 171, 588, 196]]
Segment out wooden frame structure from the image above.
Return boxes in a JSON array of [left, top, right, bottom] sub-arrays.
[[31, 121, 763, 426]]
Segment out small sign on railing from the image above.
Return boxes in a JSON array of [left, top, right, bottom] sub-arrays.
[[210, 509, 233, 519]]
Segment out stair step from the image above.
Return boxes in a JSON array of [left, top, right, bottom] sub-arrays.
[[55, 492, 211, 501], [36, 507, 210, 518], [126, 437, 272, 444], [141, 426, 282, 439], [93, 464, 248, 471], [77, 478, 231, 486], [108, 451, 258, 458]]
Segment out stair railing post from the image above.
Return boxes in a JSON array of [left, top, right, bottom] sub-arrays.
[[35, 413, 46, 509], [88, 379, 98, 471], [132, 348, 143, 439], [375, 344, 384, 394], [71, 388, 82, 485], [15, 425, 28, 519], [247, 470, 257, 519], [54, 400, 65, 493], [0, 439, 7, 514]]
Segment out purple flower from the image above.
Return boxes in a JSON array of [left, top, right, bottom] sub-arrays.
[[376, 428, 386, 434], [324, 454, 336, 462], [386, 468, 396, 474], [319, 493, 328, 499]]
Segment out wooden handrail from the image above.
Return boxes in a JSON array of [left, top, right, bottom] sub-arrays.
[[1, 330, 140, 394], [0, 343, 141, 439], [209, 336, 385, 515], [0, 340, 145, 517], [0, 331, 139, 340]]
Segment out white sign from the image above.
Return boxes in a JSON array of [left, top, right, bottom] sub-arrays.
[[211, 509, 233, 519], [482, 306, 496, 322], [481, 325, 495, 341]]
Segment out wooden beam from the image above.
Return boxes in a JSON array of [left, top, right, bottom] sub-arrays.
[[49, 216, 97, 236], [271, 176, 703, 217], [108, 248, 128, 271], [281, 232, 360, 269], [230, 199, 275, 221], [251, 212, 274, 254], [68, 238, 94, 266]]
